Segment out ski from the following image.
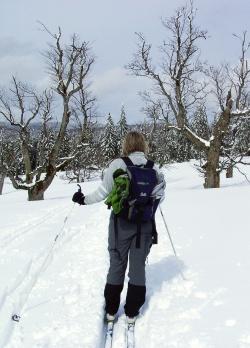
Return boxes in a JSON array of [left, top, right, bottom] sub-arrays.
[[104, 320, 114, 348], [126, 322, 135, 348]]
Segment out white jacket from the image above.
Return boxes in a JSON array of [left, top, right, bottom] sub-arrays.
[[84, 151, 166, 205]]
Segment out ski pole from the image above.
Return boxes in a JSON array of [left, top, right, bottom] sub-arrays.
[[11, 201, 76, 323], [159, 205, 186, 281]]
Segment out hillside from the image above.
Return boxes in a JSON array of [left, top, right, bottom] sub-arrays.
[[0, 161, 249, 348]]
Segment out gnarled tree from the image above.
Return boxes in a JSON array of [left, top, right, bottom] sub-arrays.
[[0, 27, 94, 200], [127, 3, 250, 188]]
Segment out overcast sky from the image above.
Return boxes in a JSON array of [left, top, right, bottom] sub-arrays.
[[1, 0, 250, 123]]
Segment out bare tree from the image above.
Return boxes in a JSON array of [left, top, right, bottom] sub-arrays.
[[72, 86, 97, 143], [127, 3, 250, 188], [0, 78, 44, 184], [0, 26, 94, 200], [221, 32, 250, 177], [220, 116, 250, 178], [64, 87, 99, 183]]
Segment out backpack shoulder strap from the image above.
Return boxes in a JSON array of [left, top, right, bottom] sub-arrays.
[[144, 159, 154, 169], [121, 156, 134, 167], [122, 157, 154, 169]]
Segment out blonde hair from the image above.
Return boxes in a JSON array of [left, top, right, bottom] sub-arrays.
[[122, 131, 148, 156]]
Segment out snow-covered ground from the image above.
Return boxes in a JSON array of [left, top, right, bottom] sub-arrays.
[[0, 162, 250, 348]]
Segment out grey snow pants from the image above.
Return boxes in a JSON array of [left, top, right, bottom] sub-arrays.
[[104, 212, 153, 317]]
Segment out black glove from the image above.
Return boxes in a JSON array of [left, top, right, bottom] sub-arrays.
[[72, 191, 85, 205]]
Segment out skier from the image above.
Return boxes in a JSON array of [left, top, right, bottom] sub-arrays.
[[72, 131, 165, 324]]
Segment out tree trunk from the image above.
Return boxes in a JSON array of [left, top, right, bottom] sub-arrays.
[[0, 172, 5, 195], [28, 187, 44, 201], [226, 164, 233, 178], [204, 166, 220, 188], [203, 147, 220, 188], [28, 166, 55, 201], [26, 103, 71, 201]]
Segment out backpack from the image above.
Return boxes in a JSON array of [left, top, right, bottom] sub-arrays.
[[105, 157, 160, 249], [104, 168, 130, 215]]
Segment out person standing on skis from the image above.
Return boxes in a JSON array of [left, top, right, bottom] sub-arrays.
[[72, 131, 165, 323]]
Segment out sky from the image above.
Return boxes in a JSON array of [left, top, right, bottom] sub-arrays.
[[0, 0, 250, 123]]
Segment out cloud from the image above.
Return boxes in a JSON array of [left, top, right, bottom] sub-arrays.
[[92, 67, 151, 96], [0, 37, 35, 58], [91, 67, 134, 96], [91, 67, 151, 122], [0, 38, 151, 123], [0, 36, 47, 89]]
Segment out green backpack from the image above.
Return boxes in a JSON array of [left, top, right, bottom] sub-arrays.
[[105, 168, 130, 214]]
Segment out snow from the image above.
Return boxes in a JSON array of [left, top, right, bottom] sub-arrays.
[[0, 162, 250, 348], [184, 126, 210, 148], [231, 108, 250, 118]]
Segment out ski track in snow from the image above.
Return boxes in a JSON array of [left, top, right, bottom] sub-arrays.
[[0, 195, 110, 348], [0, 163, 250, 348], [0, 205, 70, 249], [0, 203, 77, 347]]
